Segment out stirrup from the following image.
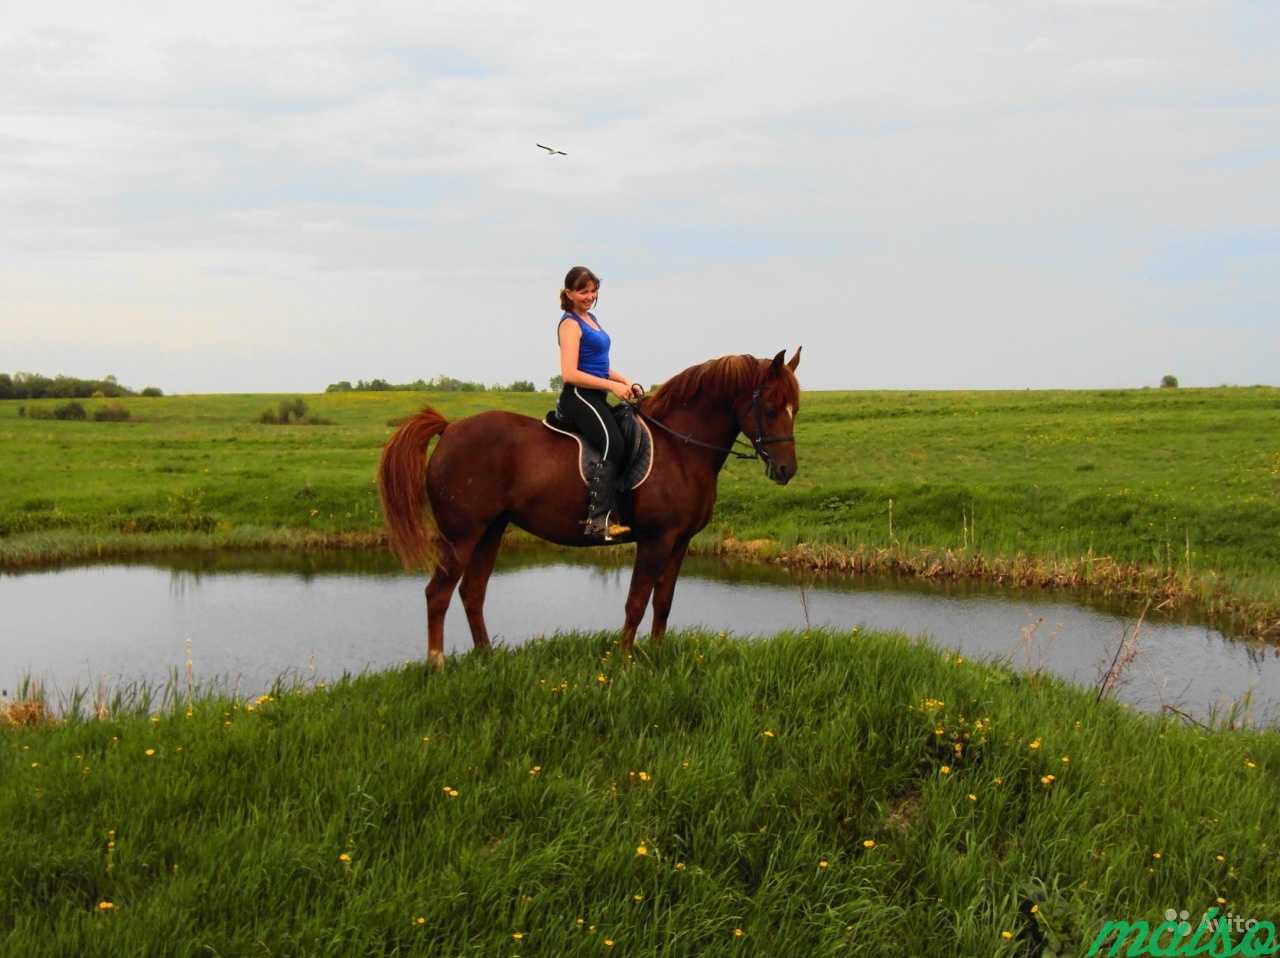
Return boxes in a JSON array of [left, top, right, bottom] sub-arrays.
[[582, 512, 631, 541]]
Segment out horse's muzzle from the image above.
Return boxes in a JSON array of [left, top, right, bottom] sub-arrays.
[[767, 461, 794, 485]]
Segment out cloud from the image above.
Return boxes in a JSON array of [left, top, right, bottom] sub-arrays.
[[0, 0, 1276, 391]]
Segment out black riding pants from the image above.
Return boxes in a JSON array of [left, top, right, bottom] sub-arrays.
[[559, 384, 625, 468]]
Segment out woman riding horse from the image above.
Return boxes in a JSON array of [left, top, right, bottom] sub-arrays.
[[555, 265, 643, 541], [378, 302, 802, 669]]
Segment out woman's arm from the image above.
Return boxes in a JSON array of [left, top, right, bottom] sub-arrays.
[[558, 319, 620, 392], [608, 368, 639, 391]]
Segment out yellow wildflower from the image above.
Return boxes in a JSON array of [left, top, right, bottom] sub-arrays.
[[603, 939, 615, 948], [414, 916, 426, 925], [940, 765, 951, 775], [145, 749, 156, 757], [512, 932, 523, 941], [862, 839, 876, 849], [1028, 738, 1041, 750], [633, 894, 643, 902], [97, 901, 114, 911], [529, 765, 542, 777], [675, 862, 686, 871], [1152, 851, 1162, 860], [762, 730, 776, 738], [339, 853, 351, 863], [1001, 930, 1013, 940], [1215, 854, 1225, 862], [635, 845, 648, 857], [733, 928, 745, 939], [967, 793, 977, 802], [637, 771, 649, 782], [1061, 755, 1070, 764], [818, 860, 829, 869]]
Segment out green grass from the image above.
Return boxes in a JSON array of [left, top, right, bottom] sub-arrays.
[[3, 629, 1277, 955], [2, 386, 1278, 616]]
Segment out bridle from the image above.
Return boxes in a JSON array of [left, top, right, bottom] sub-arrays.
[[631, 386, 794, 471]]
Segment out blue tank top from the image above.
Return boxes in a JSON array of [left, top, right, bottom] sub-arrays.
[[559, 311, 611, 379]]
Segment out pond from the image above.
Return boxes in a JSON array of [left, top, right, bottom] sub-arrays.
[[4, 548, 1278, 724]]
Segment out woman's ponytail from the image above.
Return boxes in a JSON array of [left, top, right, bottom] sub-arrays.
[[559, 287, 573, 311]]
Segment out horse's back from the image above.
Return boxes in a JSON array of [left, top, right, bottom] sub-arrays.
[[430, 409, 574, 491]]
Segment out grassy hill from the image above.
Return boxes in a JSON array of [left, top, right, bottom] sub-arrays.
[[4, 628, 1277, 955]]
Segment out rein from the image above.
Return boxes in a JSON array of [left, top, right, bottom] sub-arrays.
[[631, 387, 793, 466]]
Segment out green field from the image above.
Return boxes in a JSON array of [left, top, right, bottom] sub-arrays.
[[4, 628, 1278, 955], [1, 386, 1278, 631]]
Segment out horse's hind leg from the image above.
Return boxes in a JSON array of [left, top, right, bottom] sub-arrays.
[[459, 519, 508, 651], [424, 530, 483, 671]]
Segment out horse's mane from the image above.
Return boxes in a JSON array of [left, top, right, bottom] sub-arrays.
[[643, 354, 798, 419]]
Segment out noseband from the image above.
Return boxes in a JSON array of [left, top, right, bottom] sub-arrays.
[[633, 387, 795, 468]]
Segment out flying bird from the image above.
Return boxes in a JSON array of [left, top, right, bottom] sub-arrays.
[[536, 143, 568, 156]]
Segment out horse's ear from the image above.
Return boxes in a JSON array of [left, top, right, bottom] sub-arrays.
[[769, 350, 786, 376], [787, 346, 802, 372]]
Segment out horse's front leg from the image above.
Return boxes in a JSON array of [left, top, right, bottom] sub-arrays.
[[620, 535, 675, 654], [649, 536, 691, 644]]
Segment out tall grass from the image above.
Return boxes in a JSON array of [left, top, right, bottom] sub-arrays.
[[3, 629, 1278, 955]]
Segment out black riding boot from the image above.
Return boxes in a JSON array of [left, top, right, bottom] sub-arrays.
[[582, 460, 630, 541]]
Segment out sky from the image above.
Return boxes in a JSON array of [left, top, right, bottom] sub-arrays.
[[2, 0, 1277, 393]]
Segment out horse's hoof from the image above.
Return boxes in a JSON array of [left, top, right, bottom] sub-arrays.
[[427, 651, 446, 672]]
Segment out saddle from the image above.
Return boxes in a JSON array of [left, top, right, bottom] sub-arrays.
[[542, 401, 654, 491]]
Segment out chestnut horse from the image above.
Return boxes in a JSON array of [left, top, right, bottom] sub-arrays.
[[378, 349, 801, 669]]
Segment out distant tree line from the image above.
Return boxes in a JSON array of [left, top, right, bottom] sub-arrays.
[[0, 372, 163, 400], [326, 376, 538, 393]]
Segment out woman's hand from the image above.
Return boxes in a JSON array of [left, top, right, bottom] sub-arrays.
[[608, 381, 634, 402]]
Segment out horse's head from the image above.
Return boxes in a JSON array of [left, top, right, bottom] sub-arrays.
[[734, 347, 801, 485]]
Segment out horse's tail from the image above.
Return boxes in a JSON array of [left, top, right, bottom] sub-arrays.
[[378, 406, 450, 571]]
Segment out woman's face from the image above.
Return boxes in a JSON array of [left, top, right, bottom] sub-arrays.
[[568, 283, 598, 313]]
